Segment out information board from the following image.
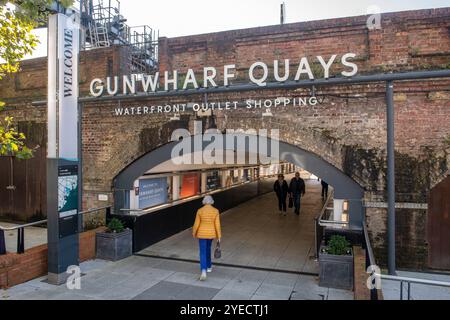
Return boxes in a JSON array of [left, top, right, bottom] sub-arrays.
[[139, 178, 168, 209]]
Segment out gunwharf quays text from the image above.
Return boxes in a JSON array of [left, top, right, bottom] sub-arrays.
[[89, 53, 358, 97]]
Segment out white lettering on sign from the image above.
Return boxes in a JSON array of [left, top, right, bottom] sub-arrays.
[[89, 53, 359, 97], [111, 97, 319, 117]]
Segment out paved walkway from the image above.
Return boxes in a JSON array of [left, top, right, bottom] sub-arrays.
[[0, 256, 353, 300], [140, 179, 324, 274]]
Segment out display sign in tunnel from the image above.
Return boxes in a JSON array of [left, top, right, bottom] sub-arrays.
[[138, 178, 168, 209]]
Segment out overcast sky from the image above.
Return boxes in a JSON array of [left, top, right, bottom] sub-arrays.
[[25, 0, 450, 59]]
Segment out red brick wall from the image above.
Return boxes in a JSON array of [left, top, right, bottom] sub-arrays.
[[79, 227, 107, 262]]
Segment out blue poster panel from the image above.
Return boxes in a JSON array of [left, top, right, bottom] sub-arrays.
[[139, 178, 168, 209], [58, 165, 78, 218]]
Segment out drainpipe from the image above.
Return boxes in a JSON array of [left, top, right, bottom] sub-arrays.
[[386, 80, 396, 275]]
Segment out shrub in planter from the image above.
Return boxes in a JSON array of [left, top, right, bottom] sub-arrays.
[[107, 218, 125, 233], [96, 218, 132, 261], [319, 235, 354, 290]]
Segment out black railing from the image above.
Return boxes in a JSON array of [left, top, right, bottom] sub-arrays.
[[0, 206, 111, 255], [313, 189, 334, 258], [362, 216, 379, 300], [377, 273, 450, 300]]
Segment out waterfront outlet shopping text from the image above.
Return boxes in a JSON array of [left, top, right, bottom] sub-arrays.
[[113, 96, 320, 116]]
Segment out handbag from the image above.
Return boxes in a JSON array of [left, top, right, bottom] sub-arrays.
[[288, 196, 293, 208], [214, 240, 222, 259]]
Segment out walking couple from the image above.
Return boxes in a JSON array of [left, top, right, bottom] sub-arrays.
[[273, 172, 306, 215]]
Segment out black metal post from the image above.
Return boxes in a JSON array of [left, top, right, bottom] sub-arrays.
[[106, 206, 112, 224], [386, 80, 396, 275], [0, 229, 6, 255], [17, 227, 24, 254], [400, 281, 403, 300], [407, 282, 411, 300]]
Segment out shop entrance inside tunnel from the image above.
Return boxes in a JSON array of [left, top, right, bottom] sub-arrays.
[[111, 133, 364, 273]]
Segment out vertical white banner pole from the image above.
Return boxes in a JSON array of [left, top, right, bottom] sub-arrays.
[[47, 11, 80, 285]]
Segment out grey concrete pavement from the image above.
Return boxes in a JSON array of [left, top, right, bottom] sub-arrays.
[[1, 255, 352, 300], [140, 179, 325, 274]]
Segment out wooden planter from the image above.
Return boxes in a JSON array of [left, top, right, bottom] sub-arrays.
[[319, 246, 354, 290], [96, 228, 132, 261]]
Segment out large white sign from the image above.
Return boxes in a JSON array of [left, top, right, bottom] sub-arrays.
[[48, 13, 79, 160], [58, 13, 79, 160]]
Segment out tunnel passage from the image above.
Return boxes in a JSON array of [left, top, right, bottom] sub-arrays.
[[111, 133, 365, 256]]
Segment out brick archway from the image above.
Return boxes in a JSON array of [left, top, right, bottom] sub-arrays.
[[112, 133, 364, 226]]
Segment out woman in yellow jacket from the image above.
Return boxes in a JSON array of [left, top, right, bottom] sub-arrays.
[[192, 195, 222, 281]]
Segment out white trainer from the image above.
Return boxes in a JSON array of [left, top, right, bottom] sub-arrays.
[[199, 271, 207, 281], [207, 267, 212, 273]]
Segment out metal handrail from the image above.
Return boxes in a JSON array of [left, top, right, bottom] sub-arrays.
[[363, 220, 377, 269], [0, 206, 111, 231], [316, 191, 351, 227], [319, 218, 349, 226], [313, 189, 334, 258], [376, 273, 450, 300], [0, 206, 111, 255], [314, 190, 334, 221], [0, 219, 47, 231], [378, 273, 450, 287], [363, 217, 379, 300]]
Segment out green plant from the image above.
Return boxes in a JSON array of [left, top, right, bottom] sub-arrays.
[[107, 218, 125, 233], [0, 114, 34, 159], [326, 235, 351, 255]]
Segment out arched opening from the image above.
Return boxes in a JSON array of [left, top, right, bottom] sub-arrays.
[[113, 133, 364, 222], [111, 133, 365, 270]]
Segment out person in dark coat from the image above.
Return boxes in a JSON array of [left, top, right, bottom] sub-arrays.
[[273, 174, 289, 215], [289, 172, 306, 215], [321, 179, 329, 199]]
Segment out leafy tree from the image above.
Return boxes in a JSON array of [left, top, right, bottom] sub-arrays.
[[0, 112, 33, 158], [0, 0, 73, 159]]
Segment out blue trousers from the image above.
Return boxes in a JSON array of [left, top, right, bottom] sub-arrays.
[[198, 239, 213, 271], [293, 193, 301, 214]]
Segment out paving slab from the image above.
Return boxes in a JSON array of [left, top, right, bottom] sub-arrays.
[[253, 283, 294, 299], [213, 289, 253, 300], [174, 284, 220, 300]]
